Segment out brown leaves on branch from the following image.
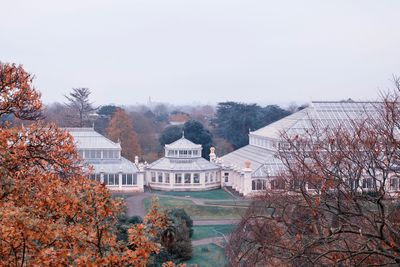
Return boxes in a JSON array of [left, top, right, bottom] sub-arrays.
[[227, 81, 400, 266], [107, 108, 142, 161], [0, 63, 42, 120], [0, 62, 179, 266]]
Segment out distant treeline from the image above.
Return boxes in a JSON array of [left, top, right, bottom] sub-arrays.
[[40, 88, 302, 162]]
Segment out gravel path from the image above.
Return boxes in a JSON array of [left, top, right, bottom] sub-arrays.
[[193, 219, 240, 226], [192, 236, 228, 246], [125, 193, 151, 217]]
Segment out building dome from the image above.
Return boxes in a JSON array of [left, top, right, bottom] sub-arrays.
[[164, 134, 202, 158], [145, 134, 221, 191]]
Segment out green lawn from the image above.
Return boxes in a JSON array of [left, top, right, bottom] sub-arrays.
[[185, 244, 227, 267], [144, 196, 246, 220], [153, 189, 235, 200], [192, 225, 235, 241], [204, 199, 252, 207]]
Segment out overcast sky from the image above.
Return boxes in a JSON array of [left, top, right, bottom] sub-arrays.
[[1, 0, 399, 106]]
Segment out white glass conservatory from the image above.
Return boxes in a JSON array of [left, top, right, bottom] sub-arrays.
[[68, 128, 144, 192], [146, 135, 220, 191]]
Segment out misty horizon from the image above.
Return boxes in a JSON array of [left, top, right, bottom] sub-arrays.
[[2, 0, 399, 106]]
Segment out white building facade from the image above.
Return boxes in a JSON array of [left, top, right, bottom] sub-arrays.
[[219, 101, 400, 196], [67, 101, 400, 196], [145, 135, 221, 191], [69, 128, 144, 192]]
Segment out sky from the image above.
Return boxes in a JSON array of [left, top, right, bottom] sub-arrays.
[[1, 0, 399, 106]]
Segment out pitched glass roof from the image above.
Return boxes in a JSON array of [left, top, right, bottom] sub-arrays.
[[222, 101, 383, 177], [165, 137, 202, 150], [250, 101, 382, 140], [220, 145, 276, 173], [147, 157, 219, 171], [68, 128, 121, 149], [86, 157, 138, 173]]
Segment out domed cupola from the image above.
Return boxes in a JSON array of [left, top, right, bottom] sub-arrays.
[[164, 132, 202, 159]]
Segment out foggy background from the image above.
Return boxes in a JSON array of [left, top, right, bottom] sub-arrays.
[[1, 0, 399, 106]]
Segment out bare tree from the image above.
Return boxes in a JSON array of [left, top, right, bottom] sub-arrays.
[[64, 88, 97, 127], [227, 79, 400, 266]]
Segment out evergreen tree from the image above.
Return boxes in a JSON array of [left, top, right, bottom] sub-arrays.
[[64, 87, 97, 127]]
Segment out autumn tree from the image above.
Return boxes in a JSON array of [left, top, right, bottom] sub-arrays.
[[0, 62, 182, 267], [227, 83, 400, 266], [130, 110, 161, 162], [64, 87, 97, 127], [107, 108, 141, 161]]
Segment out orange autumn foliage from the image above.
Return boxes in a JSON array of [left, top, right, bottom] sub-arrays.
[[107, 108, 141, 162], [0, 62, 179, 266]]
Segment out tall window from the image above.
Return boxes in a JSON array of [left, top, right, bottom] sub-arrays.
[[224, 173, 229, 183], [104, 173, 118, 185], [175, 173, 182, 184], [252, 179, 266, 190], [271, 179, 285, 190], [107, 173, 117, 185], [348, 179, 359, 190], [158, 172, 163, 183], [122, 174, 136, 185], [151, 172, 156, 182], [193, 173, 200, 184], [184, 173, 191, 184], [205, 172, 209, 183], [362, 178, 374, 189], [210, 172, 214, 182], [390, 177, 400, 191], [165, 173, 170, 183]]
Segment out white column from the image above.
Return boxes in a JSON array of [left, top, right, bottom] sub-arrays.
[[238, 174, 244, 194], [137, 171, 144, 191], [233, 171, 237, 190], [118, 166, 123, 190], [242, 160, 253, 196], [100, 167, 104, 184]]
